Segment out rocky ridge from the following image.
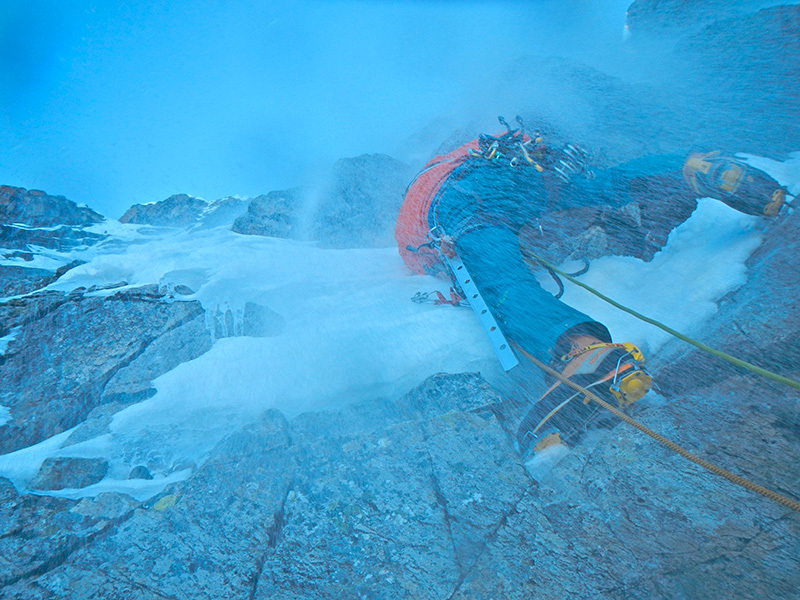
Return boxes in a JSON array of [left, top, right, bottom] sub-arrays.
[[0, 185, 104, 229], [0, 187, 107, 297], [119, 193, 250, 229]]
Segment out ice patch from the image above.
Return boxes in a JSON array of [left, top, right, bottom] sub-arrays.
[[0, 326, 20, 355], [524, 443, 571, 480], [0, 405, 11, 427], [0, 229, 499, 499], [555, 198, 763, 354]]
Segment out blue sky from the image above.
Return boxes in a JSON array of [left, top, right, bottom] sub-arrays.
[[0, 0, 631, 217]]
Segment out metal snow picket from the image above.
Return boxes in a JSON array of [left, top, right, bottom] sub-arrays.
[[443, 252, 520, 371]]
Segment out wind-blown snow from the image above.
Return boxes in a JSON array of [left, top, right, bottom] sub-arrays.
[[0, 405, 11, 427], [0, 152, 797, 500]]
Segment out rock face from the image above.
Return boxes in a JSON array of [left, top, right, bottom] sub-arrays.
[[312, 153, 416, 248], [0, 185, 104, 228], [625, 0, 788, 39], [28, 457, 109, 491], [620, 3, 800, 159], [231, 188, 306, 238], [119, 193, 209, 226], [489, 5, 800, 175], [0, 186, 106, 298], [0, 286, 213, 455], [0, 477, 140, 591], [2, 366, 798, 599], [0, 261, 84, 298], [0, 224, 105, 253]]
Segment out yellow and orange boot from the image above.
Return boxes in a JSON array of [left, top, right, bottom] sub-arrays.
[[683, 151, 787, 217], [515, 338, 651, 457]]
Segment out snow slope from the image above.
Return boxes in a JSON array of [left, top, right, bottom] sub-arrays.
[[0, 152, 797, 500]]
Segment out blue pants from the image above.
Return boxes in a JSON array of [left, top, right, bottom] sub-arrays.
[[435, 154, 691, 363]]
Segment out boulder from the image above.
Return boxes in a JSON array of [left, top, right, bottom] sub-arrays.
[[28, 457, 109, 491], [231, 188, 306, 238], [119, 194, 208, 226]]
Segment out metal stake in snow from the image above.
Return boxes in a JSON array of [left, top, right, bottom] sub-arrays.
[[444, 253, 519, 371]]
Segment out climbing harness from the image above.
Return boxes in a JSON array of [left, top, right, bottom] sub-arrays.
[[510, 340, 800, 515]]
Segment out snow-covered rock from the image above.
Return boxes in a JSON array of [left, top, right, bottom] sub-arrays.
[[0, 185, 104, 228], [0, 288, 212, 455], [231, 188, 306, 238], [194, 196, 249, 230], [119, 193, 208, 227], [230, 153, 414, 248]]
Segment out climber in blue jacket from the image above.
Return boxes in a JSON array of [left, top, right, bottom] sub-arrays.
[[396, 118, 788, 457]]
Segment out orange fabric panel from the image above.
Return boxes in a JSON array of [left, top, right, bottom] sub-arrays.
[[395, 138, 481, 275]]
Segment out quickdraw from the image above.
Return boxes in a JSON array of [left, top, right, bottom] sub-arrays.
[[466, 116, 547, 171], [411, 288, 468, 307]]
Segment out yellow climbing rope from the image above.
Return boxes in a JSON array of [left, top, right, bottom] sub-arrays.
[[510, 341, 800, 515], [528, 252, 800, 392]]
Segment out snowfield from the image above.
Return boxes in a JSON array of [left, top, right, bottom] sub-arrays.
[[0, 152, 798, 500]]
